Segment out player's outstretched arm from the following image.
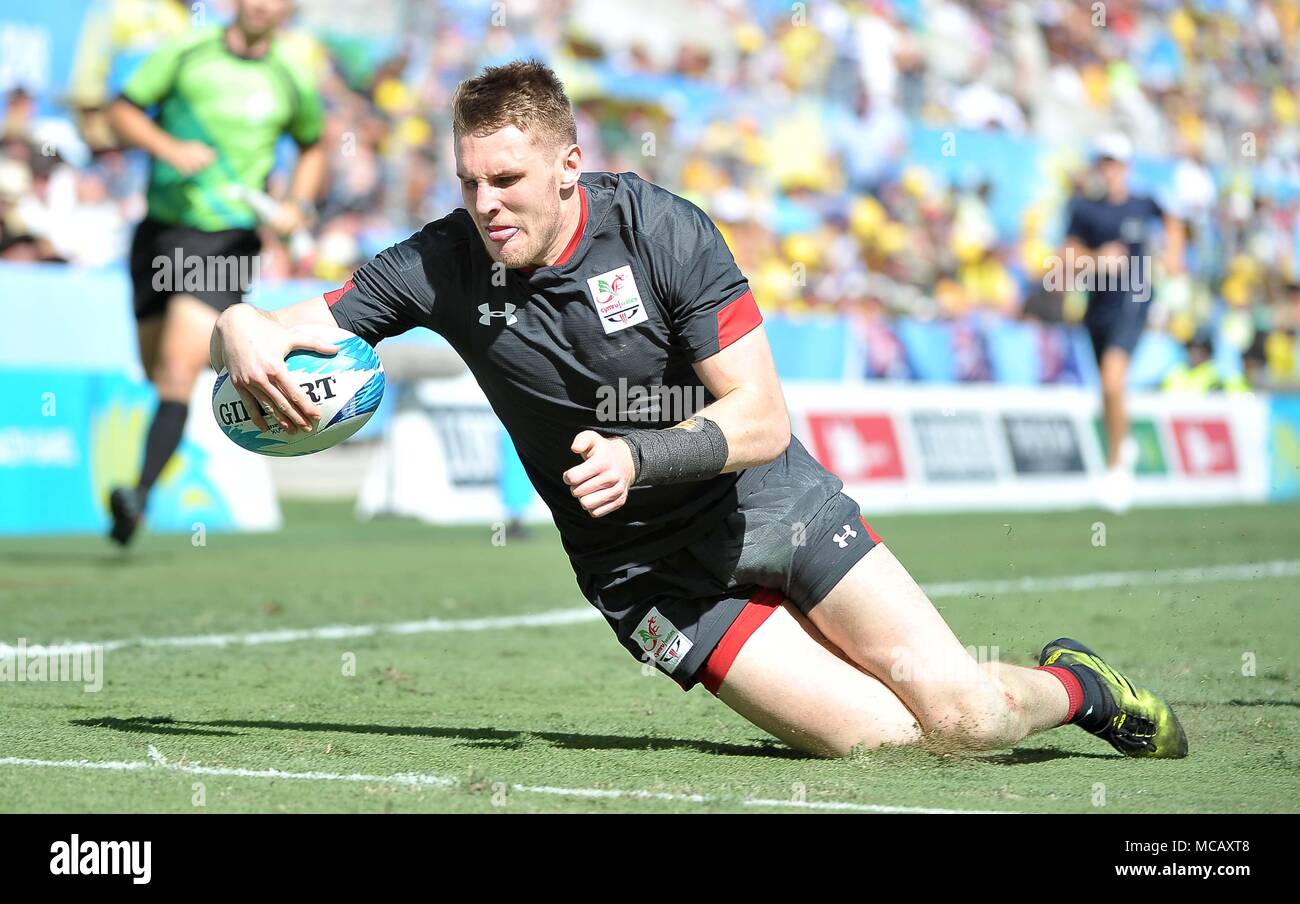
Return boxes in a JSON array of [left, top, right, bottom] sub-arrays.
[[210, 297, 339, 434]]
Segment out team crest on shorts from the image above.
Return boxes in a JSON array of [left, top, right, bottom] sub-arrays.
[[586, 265, 648, 334], [632, 607, 693, 674]]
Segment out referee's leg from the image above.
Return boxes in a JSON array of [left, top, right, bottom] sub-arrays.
[[138, 294, 219, 494]]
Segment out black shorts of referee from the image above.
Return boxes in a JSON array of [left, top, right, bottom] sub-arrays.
[[128, 216, 262, 320]]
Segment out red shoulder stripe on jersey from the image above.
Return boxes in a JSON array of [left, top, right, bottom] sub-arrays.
[[324, 277, 354, 307], [552, 185, 588, 267], [716, 289, 762, 350], [697, 587, 783, 696]]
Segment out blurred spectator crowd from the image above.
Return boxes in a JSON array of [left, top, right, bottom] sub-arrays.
[[3, 0, 1300, 387]]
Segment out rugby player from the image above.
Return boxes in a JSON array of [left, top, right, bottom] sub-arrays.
[[1064, 134, 1185, 513], [106, 0, 324, 545], [211, 61, 1187, 759]]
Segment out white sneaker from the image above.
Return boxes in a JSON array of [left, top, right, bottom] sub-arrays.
[[1098, 465, 1134, 514], [1119, 436, 1140, 471]]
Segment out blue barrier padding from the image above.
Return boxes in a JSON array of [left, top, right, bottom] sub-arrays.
[[763, 314, 848, 380], [985, 319, 1041, 385], [1128, 331, 1186, 389], [895, 319, 956, 382]]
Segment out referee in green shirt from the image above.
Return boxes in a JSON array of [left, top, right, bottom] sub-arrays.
[[106, 0, 325, 545]]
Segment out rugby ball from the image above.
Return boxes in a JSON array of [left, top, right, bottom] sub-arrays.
[[212, 328, 385, 456]]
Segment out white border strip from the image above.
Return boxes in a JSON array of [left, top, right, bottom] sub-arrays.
[[0, 749, 1012, 814], [4, 559, 1296, 661]]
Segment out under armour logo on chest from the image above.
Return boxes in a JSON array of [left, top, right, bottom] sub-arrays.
[[832, 524, 858, 548], [478, 302, 518, 326]]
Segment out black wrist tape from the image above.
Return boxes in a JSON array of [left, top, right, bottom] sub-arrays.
[[621, 417, 729, 487]]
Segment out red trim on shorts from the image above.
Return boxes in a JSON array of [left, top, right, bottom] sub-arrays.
[[716, 290, 762, 351], [858, 515, 882, 544], [324, 277, 354, 307], [1038, 665, 1083, 723], [698, 587, 784, 696]]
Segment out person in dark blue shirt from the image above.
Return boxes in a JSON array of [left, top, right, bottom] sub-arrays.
[[1064, 134, 1184, 511]]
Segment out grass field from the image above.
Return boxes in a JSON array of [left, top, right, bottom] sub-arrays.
[[1, 501, 1297, 813]]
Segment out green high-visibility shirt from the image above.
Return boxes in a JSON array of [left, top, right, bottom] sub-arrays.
[[121, 24, 323, 231]]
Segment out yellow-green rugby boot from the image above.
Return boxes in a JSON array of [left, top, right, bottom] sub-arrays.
[[1040, 637, 1188, 758]]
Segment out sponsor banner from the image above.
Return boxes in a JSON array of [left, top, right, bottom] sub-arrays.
[[1268, 394, 1300, 500], [357, 374, 547, 524], [356, 378, 1276, 522], [0, 2, 93, 109], [0, 369, 279, 535], [782, 383, 1270, 513], [1002, 413, 1086, 475], [429, 405, 501, 488], [805, 413, 905, 481], [1170, 417, 1239, 476], [912, 411, 997, 481], [1093, 417, 1168, 475]]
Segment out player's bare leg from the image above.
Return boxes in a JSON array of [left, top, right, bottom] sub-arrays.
[[714, 600, 923, 757], [1098, 347, 1130, 469], [805, 545, 1070, 753], [151, 295, 219, 403], [715, 543, 1186, 759], [137, 316, 164, 377]]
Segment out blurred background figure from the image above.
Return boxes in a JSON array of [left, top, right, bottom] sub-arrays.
[[1062, 133, 1184, 512], [101, 0, 324, 544]]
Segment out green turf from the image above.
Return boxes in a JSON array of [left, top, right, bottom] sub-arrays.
[[1, 501, 1297, 813]]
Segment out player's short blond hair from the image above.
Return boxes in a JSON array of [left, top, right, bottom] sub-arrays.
[[451, 59, 577, 150]]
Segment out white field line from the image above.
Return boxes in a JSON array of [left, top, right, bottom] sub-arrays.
[[3, 558, 1296, 662], [922, 558, 1300, 599], [0, 607, 602, 659], [0, 749, 1013, 814]]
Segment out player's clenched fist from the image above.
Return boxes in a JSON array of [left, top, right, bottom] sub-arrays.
[[564, 430, 636, 518]]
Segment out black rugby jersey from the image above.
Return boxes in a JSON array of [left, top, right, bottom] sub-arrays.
[[325, 171, 786, 573]]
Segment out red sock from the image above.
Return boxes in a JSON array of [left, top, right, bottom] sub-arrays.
[[1037, 666, 1083, 724]]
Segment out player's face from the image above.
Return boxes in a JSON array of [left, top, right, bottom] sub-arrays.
[[1099, 158, 1129, 196], [236, 0, 293, 36], [456, 125, 578, 269]]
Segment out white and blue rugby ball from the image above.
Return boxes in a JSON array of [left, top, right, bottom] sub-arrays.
[[212, 327, 385, 457]]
